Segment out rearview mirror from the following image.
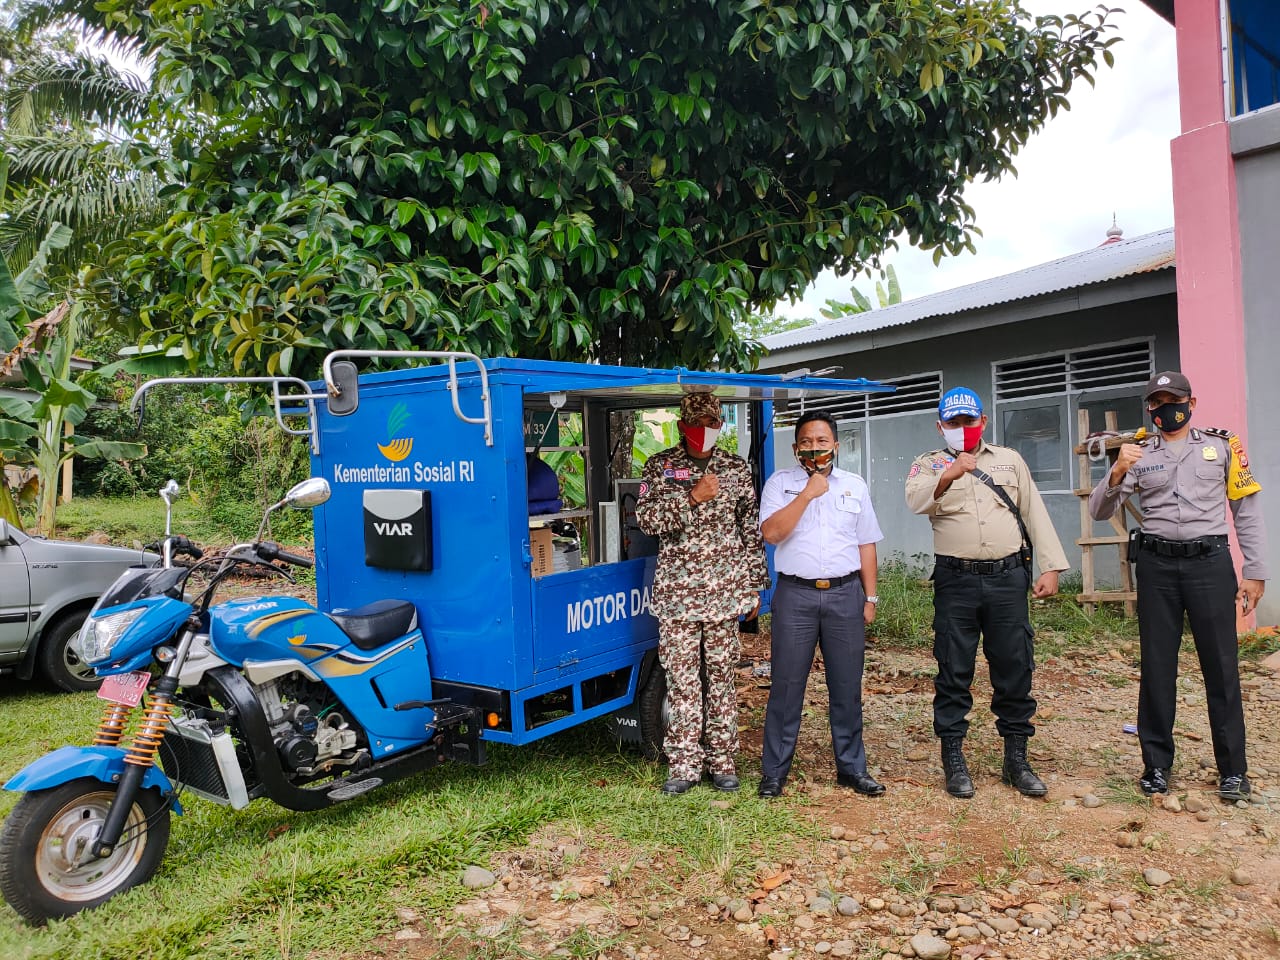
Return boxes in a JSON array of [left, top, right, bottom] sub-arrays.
[[0, 519, 12, 546], [327, 360, 360, 417], [284, 478, 331, 510]]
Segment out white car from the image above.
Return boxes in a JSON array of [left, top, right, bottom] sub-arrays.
[[0, 519, 155, 691]]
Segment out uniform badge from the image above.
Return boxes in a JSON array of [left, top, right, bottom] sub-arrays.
[[663, 469, 675, 479], [1203, 446, 1218, 461], [674, 468, 691, 480], [908, 463, 922, 479]]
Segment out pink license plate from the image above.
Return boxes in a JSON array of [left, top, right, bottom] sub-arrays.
[[97, 670, 151, 707]]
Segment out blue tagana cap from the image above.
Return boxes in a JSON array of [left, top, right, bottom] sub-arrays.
[[938, 387, 983, 420]]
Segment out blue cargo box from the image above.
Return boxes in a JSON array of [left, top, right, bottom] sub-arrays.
[[307, 355, 890, 746]]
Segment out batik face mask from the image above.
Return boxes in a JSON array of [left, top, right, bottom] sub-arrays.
[[678, 422, 720, 453], [797, 448, 835, 474], [941, 424, 984, 453]]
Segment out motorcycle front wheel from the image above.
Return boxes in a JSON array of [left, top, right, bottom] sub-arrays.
[[0, 777, 171, 925]]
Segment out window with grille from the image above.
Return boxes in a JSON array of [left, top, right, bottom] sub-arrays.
[[994, 341, 1153, 402], [775, 372, 941, 427], [994, 340, 1153, 490]]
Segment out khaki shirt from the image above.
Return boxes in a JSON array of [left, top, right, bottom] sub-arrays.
[[636, 444, 771, 621], [905, 441, 1070, 575], [1088, 427, 1269, 580]]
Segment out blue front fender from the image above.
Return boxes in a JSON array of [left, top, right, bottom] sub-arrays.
[[4, 746, 184, 815]]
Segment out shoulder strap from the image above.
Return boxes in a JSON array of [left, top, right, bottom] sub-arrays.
[[971, 467, 1032, 552]]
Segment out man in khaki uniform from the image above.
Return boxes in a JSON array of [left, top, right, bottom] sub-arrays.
[[906, 387, 1070, 799], [1089, 370, 1268, 802]]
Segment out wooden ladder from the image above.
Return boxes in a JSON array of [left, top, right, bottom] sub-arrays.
[[1073, 409, 1141, 615]]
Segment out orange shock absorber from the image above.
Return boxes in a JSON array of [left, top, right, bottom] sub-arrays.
[[91, 702, 134, 747], [124, 696, 174, 767]]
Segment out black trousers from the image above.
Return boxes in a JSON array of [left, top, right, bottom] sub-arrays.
[[1135, 545, 1245, 775], [931, 563, 1035, 739], [761, 577, 867, 780]]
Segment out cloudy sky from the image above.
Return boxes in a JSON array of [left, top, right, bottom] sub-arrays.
[[777, 0, 1180, 317]]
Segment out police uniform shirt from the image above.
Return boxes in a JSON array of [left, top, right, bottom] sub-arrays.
[[635, 444, 772, 621], [759, 466, 884, 579], [1089, 428, 1270, 580], [905, 441, 1070, 574]]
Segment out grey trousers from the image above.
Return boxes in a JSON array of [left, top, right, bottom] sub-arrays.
[[761, 576, 867, 780]]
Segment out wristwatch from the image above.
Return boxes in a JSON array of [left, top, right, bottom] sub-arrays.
[[865, 595, 879, 604]]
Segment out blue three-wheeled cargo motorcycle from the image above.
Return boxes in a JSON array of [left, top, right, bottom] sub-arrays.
[[0, 351, 888, 923]]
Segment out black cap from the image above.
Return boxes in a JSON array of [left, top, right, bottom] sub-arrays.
[[1143, 370, 1191, 401]]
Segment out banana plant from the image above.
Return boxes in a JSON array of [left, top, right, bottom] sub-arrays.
[[0, 217, 145, 534]]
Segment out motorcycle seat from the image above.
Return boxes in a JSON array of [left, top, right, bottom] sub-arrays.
[[328, 599, 419, 651]]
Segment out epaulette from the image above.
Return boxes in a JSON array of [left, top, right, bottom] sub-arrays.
[[1202, 427, 1234, 439]]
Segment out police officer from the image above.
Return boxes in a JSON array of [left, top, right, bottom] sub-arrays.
[[636, 392, 770, 795], [1089, 371, 1268, 802], [757, 411, 885, 799], [906, 387, 1070, 799]]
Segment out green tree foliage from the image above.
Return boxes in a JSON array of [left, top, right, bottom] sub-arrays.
[[0, 12, 162, 532], [74, 0, 1116, 375], [77, 389, 313, 539], [739, 263, 904, 342], [0, 15, 160, 283], [820, 263, 902, 319]]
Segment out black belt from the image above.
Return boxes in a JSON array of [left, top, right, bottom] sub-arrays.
[[1137, 533, 1228, 558], [778, 572, 858, 590], [936, 553, 1023, 575]]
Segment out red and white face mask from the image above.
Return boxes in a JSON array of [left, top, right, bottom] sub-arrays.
[[942, 424, 984, 453], [678, 421, 720, 454]]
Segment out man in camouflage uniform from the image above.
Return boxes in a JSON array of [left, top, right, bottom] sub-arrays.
[[636, 392, 770, 795]]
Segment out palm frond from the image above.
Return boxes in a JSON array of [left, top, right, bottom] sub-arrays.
[[4, 2, 113, 43], [3, 50, 150, 135], [2, 138, 165, 276]]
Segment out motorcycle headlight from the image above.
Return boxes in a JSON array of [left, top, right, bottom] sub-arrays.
[[76, 608, 146, 664]]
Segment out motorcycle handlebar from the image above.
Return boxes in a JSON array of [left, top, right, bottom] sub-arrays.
[[172, 536, 204, 560], [258, 541, 313, 568], [144, 536, 204, 560]]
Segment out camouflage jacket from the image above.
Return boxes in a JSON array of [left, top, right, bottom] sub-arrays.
[[635, 444, 770, 621]]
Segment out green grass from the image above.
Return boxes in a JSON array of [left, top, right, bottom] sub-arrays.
[[878, 841, 962, 899], [1097, 774, 1150, 807], [42, 496, 314, 549], [0, 689, 807, 960], [1239, 629, 1280, 662], [868, 559, 1141, 655]]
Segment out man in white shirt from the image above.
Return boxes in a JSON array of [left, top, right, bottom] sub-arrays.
[[757, 411, 885, 799]]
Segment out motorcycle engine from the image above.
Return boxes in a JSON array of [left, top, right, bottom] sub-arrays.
[[258, 674, 364, 774]]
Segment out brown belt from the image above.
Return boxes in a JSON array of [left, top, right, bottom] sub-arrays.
[[778, 572, 858, 590]]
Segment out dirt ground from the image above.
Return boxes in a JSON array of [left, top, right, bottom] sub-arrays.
[[359, 620, 1280, 960]]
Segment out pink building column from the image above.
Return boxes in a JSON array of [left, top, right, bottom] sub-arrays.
[[1170, 0, 1253, 627]]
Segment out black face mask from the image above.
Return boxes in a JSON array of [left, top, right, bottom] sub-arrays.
[[1150, 400, 1192, 433]]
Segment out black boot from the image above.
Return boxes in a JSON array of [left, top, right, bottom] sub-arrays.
[[940, 737, 975, 799], [1001, 735, 1047, 797]]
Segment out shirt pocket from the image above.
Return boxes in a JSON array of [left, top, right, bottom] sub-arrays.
[[1136, 467, 1170, 490], [834, 492, 862, 515], [934, 489, 966, 515], [988, 468, 1019, 495], [1195, 462, 1225, 483]]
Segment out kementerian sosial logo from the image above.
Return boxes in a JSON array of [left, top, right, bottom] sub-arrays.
[[377, 402, 414, 462]]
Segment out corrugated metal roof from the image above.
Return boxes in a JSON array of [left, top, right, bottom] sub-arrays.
[[761, 227, 1175, 351]]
